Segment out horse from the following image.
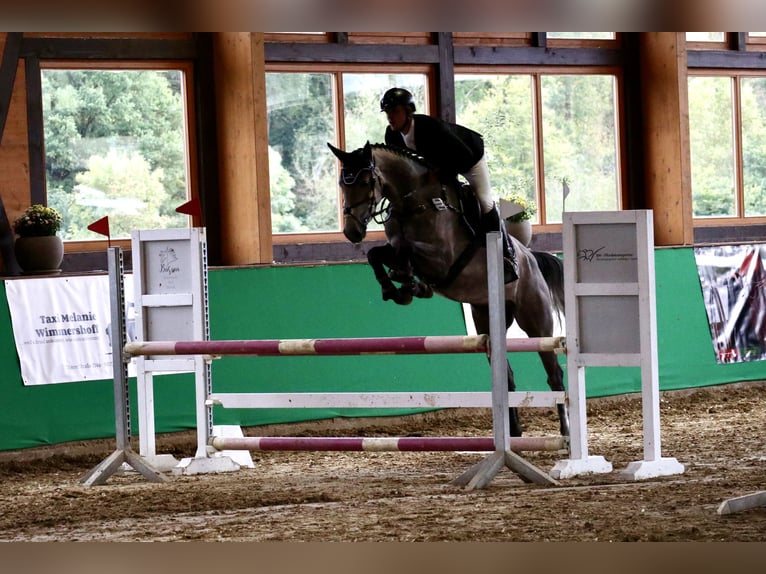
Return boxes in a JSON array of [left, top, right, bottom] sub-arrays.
[[327, 142, 569, 437]]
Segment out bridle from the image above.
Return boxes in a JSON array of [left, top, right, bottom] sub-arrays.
[[340, 160, 390, 226]]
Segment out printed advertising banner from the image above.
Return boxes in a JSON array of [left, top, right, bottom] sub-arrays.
[[693, 244, 766, 364], [6, 275, 135, 385]]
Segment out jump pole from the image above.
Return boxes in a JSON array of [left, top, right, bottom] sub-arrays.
[[124, 335, 564, 358], [209, 435, 567, 453]]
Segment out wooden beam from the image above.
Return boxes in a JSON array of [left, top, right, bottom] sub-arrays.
[[0, 32, 22, 144], [454, 46, 622, 66], [531, 33, 546, 48], [192, 33, 222, 265], [639, 33, 693, 246], [213, 33, 272, 265], [24, 56, 45, 206], [436, 32, 455, 123], [729, 32, 747, 52], [19, 37, 197, 60], [621, 33, 646, 210], [265, 42, 439, 63], [688, 49, 766, 69]]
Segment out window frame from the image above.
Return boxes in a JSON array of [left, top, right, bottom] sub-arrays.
[[37, 59, 199, 254], [688, 69, 766, 228], [454, 64, 627, 233], [265, 62, 434, 247]]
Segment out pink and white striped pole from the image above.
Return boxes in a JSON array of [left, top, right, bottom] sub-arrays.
[[124, 335, 564, 357], [209, 435, 567, 453]]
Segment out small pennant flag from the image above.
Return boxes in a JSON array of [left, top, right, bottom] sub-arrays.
[[87, 216, 111, 246], [176, 197, 202, 220]]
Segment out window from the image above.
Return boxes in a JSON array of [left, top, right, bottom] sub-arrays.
[[546, 33, 615, 40], [455, 72, 621, 225], [42, 66, 193, 241], [266, 70, 427, 234], [688, 73, 766, 219], [686, 32, 726, 42]]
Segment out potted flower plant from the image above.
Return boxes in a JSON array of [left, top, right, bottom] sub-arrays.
[[13, 204, 65, 273], [498, 192, 537, 247]]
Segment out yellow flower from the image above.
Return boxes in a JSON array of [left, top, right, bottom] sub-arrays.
[[13, 204, 63, 238], [498, 193, 537, 223]]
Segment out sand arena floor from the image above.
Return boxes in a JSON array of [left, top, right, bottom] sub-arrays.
[[0, 382, 764, 542]]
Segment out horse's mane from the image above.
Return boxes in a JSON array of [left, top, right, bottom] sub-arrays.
[[369, 143, 436, 173]]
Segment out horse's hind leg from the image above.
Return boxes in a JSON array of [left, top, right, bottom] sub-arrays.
[[470, 304, 523, 437], [514, 296, 570, 437], [538, 351, 570, 436]]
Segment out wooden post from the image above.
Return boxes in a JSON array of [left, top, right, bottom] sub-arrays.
[[212, 32, 272, 265], [639, 32, 694, 247]]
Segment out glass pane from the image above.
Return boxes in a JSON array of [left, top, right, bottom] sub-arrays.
[[343, 73, 427, 231], [688, 76, 735, 217], [547, 32, 615, 40], [342, 73, 427, 150], [541, 75, 619, 223], [686, 32, 725, 42], [455, 74, 536, 220], [42, 69, 189, 240], [741, 77, 766, 217], [266, 73, 338, 233]]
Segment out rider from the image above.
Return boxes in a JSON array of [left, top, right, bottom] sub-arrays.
[[379, 87, 518, 283]]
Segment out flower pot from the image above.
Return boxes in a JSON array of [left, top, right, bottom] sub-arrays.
[[505, 219, 532, 247], [14, 235, 64, 274]]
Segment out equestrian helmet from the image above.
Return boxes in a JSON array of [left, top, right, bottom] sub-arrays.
[[380, 87, 416, 112]]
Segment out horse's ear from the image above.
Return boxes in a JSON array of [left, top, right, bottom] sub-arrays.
[[327, 142, 346, 161], [363, 141, 372, 158]]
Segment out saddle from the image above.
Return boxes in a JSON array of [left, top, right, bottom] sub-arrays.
[[441, 178, 482, 243]]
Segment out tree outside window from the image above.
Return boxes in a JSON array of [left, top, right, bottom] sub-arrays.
[[42, 69, 190, 240], [456, 72, 620, 225], [266, 71, 426, 234], [688, 74, 766, 219]]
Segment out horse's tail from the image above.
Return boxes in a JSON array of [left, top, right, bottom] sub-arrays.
[[532, 251, 565, 319]]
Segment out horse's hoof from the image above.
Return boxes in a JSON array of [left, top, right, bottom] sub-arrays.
[[382, 288, 398, 301], [394, 293, 413, 306], [388, 270, 413, 283], [415, 284, 434, 299]]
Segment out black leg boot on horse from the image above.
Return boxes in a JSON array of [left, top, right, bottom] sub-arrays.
[[481, 203, 518, 283]]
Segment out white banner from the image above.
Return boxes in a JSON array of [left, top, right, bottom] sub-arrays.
[[5, 275, 135, 385]]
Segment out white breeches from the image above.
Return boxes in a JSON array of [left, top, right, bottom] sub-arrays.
[[462, 156, 494, 213]]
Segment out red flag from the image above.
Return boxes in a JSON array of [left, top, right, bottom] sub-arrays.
[[87, 216, 110, 237], [176, 197, 202, 219], [87, 215, 111, 247]]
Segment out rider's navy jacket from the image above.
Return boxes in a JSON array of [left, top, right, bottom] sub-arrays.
[[384, 113, 484, 177]]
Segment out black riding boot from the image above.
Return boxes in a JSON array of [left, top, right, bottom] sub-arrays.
[[481, 205, 519, 283]]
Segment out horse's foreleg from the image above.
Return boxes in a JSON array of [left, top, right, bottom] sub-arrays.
[[367, 245, 413, 305]]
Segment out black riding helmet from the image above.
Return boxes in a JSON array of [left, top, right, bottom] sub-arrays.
[[380, 87, 416, 112]]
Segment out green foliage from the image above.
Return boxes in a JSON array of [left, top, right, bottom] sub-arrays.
[[42, 69, 187, 239], [456, 74, 619, 224], [688, 76, 735, 217], [266, 72, 426, 233]]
